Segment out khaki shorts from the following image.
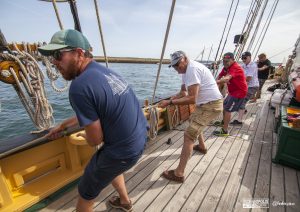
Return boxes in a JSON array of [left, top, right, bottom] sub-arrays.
[[186, 99, 223, 140]]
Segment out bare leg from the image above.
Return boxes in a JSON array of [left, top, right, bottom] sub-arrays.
[[76, 196, 94, 212], [111, 174, 131, 204], [175, 133, 194, 177], [223, 111, 231, 131], [197, 132, 206, 150], [238, 109, 245, 122]]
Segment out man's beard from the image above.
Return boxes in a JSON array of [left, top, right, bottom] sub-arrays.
[[61, 58, 81, 81]]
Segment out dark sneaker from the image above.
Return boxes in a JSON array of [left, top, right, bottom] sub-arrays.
[[230, 120, 243, 125], [213, 120, 224, 127], [213, 128, 229, 136], [109, 196, 133, 212]]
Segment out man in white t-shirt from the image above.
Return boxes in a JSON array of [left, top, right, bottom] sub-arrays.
[[158, 50, 223, 183], [230, 51, 259, 125]]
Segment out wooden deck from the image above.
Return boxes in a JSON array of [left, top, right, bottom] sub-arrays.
[[43, 82, 300, 212]]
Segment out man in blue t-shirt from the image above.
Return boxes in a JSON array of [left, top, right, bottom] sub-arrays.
[[39, 29, 147, 212]]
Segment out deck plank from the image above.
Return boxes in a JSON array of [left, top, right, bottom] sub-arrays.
[[284, 167, 300, 212], [233, 101, 270, 211], [179, 126, 240, 211], [269, 133, 285, 212], [199, 104, 257, 212]]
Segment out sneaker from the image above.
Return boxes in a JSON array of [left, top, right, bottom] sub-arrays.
[[213, 128, 229, 136], [213, 120, 224, 127], [109, 196, 133, 212], [230, 120, 243, 125]]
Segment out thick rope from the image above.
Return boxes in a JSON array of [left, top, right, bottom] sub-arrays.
[[148, 106, 160, 140], [151, 0, 176, 104], [253, 0, 279, 59], [52, 0, 64, 30], [93, 0, 109, 68], [218, 0, 240, 62], [214, 0, 235, 62], [1, 44, 55, 131], [246, 0, 269, 52], [171, 105, 179, 128]]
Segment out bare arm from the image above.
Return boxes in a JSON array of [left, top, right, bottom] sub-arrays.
[[158, 84, 199, 108], [83, 119, 103, 146], [246, 76, 252, 82], [216, 74, 232, 84], [258, 65, 269, 71], [171, 84, 187, 100], [46, 116, 79, 140]]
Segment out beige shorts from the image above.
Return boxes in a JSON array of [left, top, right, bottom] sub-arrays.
[[186, 99, 223, 140]]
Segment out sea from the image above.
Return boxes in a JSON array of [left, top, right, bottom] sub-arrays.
[[0, 63, 182, 141]]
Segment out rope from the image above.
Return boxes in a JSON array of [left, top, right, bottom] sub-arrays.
[[233, 0, 264, 60], [253, 0, 279, 59], [218, 0, 240, 62], [148, 106, 160, 140], [246, 0, 269, 52], [93, 0, 109, 68], [42, 56, 69, 92], [151, 0, 176, 104], [1, 44, 55, 131], [171, 105, 179, 128], [52, 0, 64, 30], [214, 0, 235, 62]]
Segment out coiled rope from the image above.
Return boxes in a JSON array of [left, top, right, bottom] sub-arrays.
[[0, 42, 69, 131], [148, 105, 160, 140]]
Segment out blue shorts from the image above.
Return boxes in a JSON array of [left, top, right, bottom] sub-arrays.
[[223, 95, 245, 112], [78, 148, 142, 200]]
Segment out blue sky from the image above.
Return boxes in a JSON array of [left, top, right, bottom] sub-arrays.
[[1, 0, 299, 63]]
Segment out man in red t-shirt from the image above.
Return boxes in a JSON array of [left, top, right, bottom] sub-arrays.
[[213, 52, 248, 136]]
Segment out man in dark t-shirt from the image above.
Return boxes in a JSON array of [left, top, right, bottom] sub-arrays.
[[38, 29, 147, 212], [254, 53, 272, 101]]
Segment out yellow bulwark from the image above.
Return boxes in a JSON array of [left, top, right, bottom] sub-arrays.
[[0, 131, 94, 212]]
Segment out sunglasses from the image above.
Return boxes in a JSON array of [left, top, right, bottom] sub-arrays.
[[172, 59, 182, 68], [51, 48, 76, 61]]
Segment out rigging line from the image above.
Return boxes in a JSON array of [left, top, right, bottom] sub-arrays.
[[151, 0, 176, 104], [233, 0, 255, 55], [254, 0, 279, 59], [268, 46, 293, 59], [68, 0, 82, 32], [52, 0, 64, 30], [218, 0, 240, 61], [247, 0, 269, 52], [214, 0, 235, 62], [200, 46, 206, 62], [252, 0, 277, 57], [207, 44, 213, 64], [93, 0, 109, 68], [194, 46, 205, 60], [235, 0, 263, 60]]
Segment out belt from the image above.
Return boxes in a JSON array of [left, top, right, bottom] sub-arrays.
[[197, 99, 222, 107]]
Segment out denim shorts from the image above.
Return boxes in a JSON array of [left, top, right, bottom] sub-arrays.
[[223, 95, 245, 112], [78, 148, 142, 200]]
